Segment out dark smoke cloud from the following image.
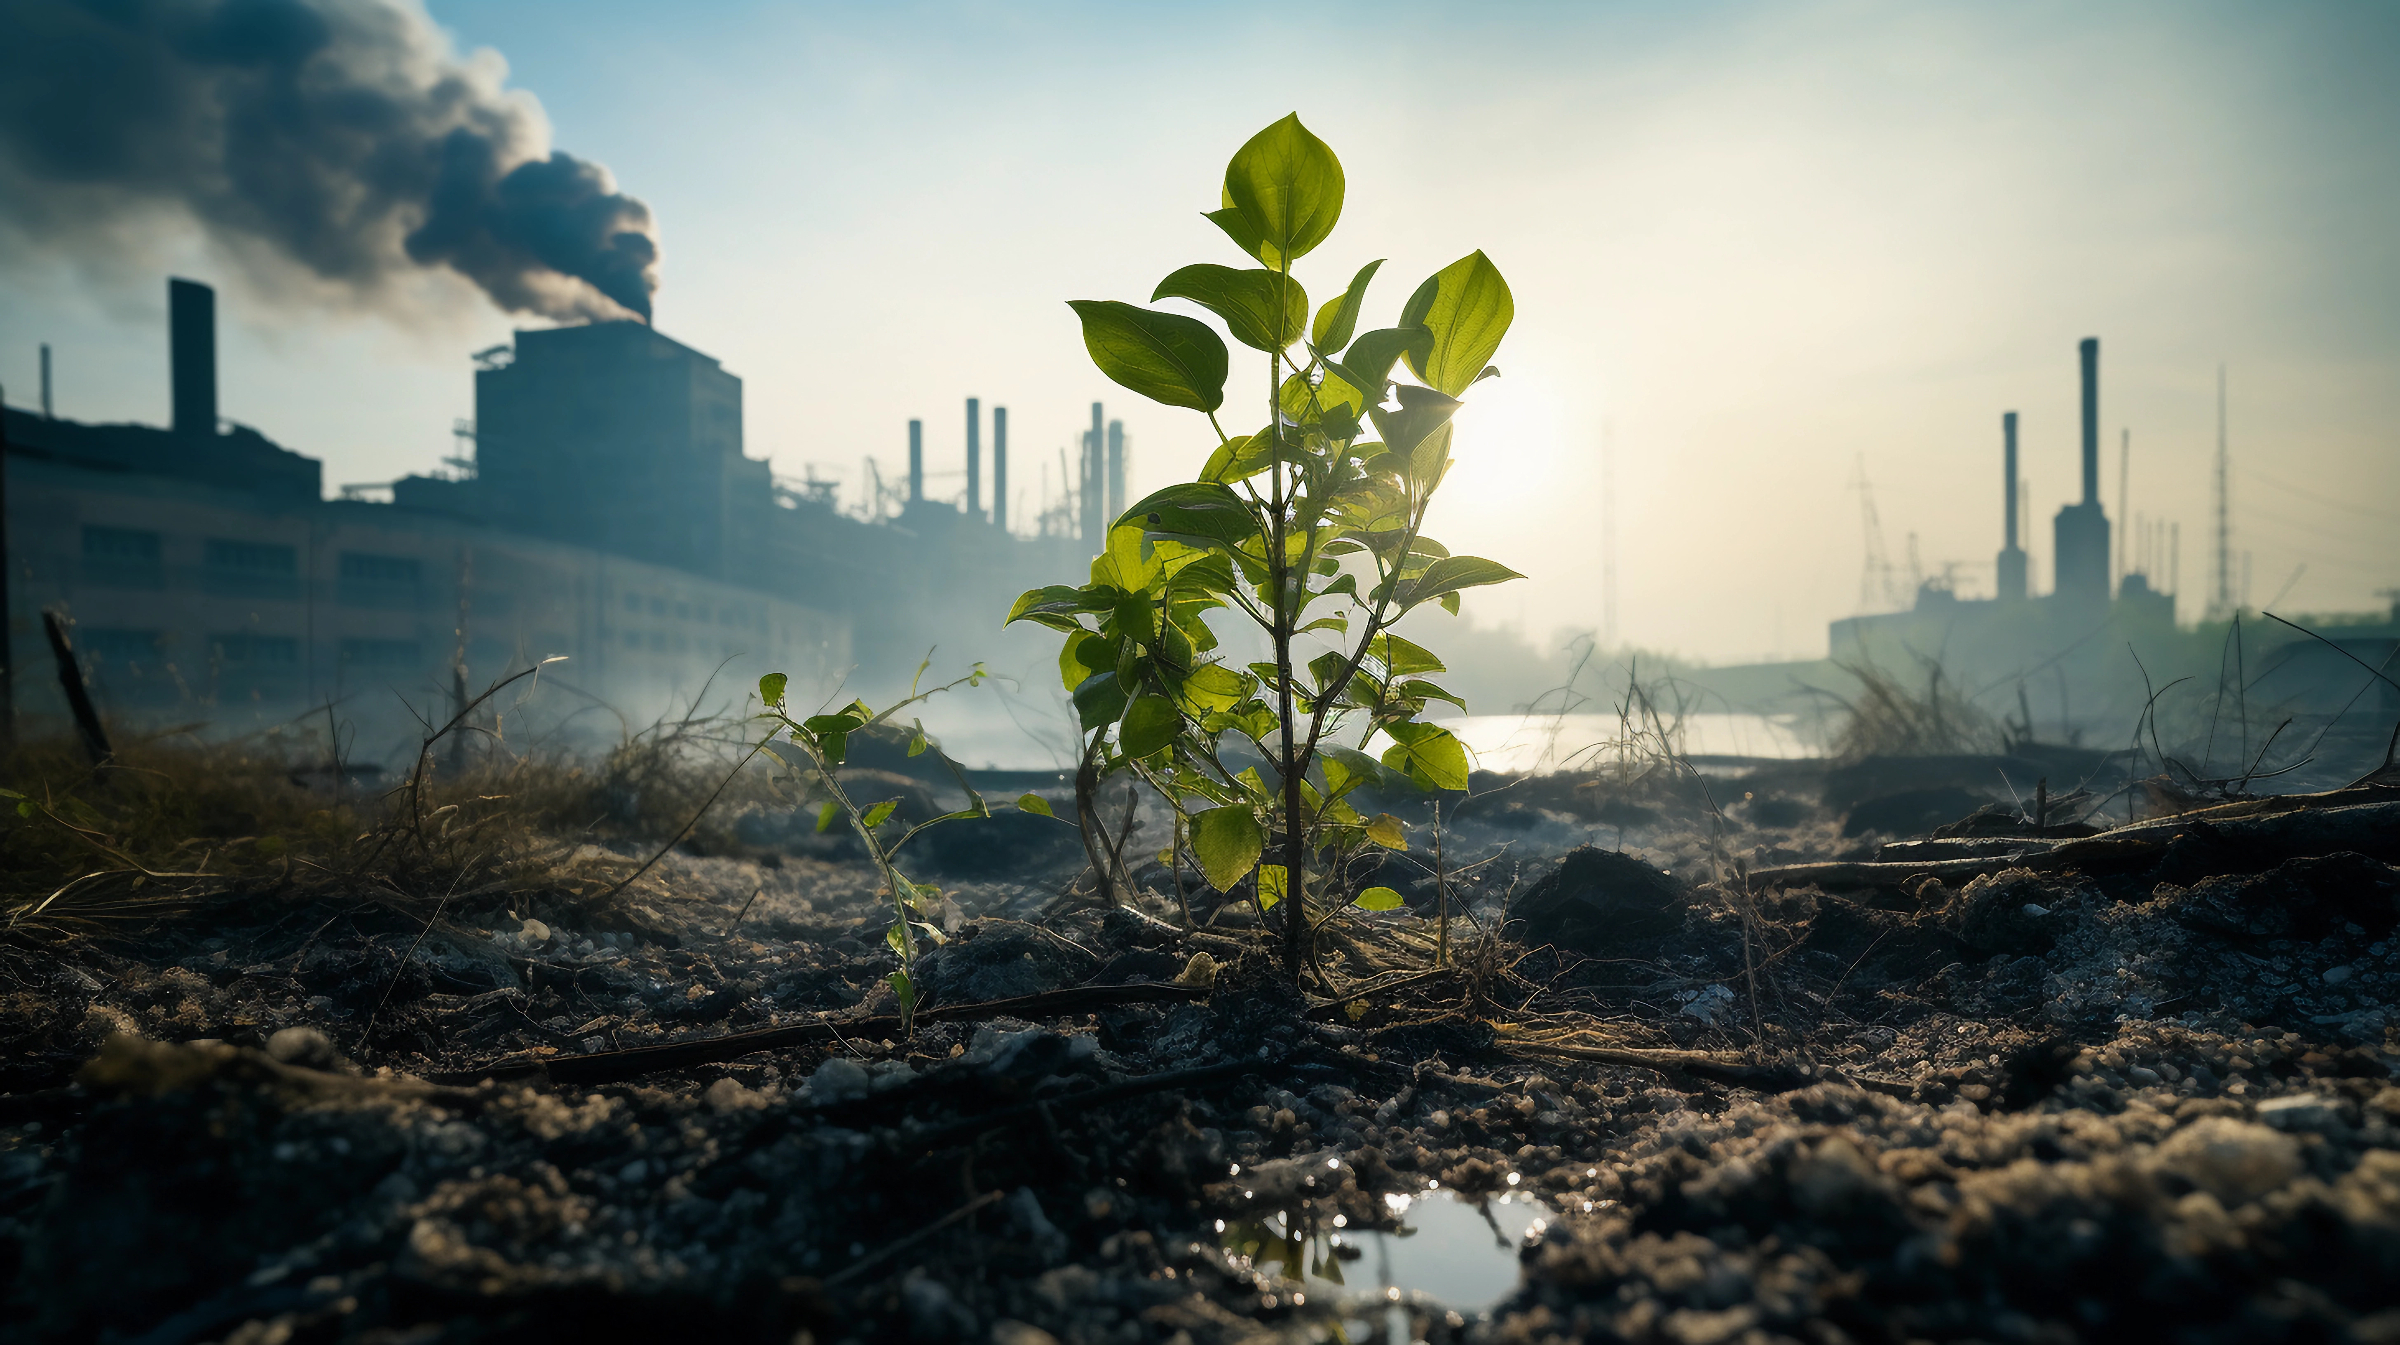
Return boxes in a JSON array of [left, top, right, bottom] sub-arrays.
[[0, 0, 659, 322]]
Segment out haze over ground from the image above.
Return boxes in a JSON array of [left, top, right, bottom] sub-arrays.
[[4, 0, 2395, 665]]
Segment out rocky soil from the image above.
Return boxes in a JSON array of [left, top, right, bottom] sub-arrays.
[[3, 765, 2396, 1343]]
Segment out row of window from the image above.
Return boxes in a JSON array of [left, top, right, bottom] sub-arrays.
[[621, 589, 766, 629], [76, 628, 424, 670], [80, 527, 425, 606]]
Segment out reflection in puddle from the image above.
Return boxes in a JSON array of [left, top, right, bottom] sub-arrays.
[[1217, 1187, 1546, 1333]]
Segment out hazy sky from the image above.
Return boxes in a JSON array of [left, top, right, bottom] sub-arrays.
[[5, 0, 2396, 663]]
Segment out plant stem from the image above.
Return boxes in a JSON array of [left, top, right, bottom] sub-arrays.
[[1267, 292, 1309, 982]]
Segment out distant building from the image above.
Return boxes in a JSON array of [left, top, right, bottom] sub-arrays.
[[3, 281, 1086, 754]]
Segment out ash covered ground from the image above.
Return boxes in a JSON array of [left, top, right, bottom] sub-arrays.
[[3, 754, 2398, 1344]]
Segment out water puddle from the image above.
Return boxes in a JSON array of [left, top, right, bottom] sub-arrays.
[[1217, 1185, 1550, 1334]]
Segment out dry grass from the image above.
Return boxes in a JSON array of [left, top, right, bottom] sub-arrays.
[[0, 700, 799, 940], [1821, 657, 2004, 762]]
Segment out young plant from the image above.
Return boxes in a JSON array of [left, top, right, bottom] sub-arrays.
[[755, 662, 989, 1032], [1008, 113, 1522, 979]]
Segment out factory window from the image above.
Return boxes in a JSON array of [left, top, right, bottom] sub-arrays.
[[79, 627, 163, 666], [649, 633, 666, 651], [203, 539, 299, 600], [623, 631, 641, 649], [649, 598, 666, 617], [210, 633, 299, 666], [624, 592, 642, 612], [339, 638, 421, 669], [337, 552, 423, 609], [674, 601, 691, 620], [83, 526, 165, 589], [77, 628, 177, 705]]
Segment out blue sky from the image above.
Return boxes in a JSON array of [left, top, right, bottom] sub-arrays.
[[5, 0, 2396, 660]]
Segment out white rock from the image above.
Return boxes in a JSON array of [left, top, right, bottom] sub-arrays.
[[705, 1077, 768, 1112], [810, 1056, 871, 1103]]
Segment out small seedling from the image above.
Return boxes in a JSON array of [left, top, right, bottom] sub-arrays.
[[755, 660, 988, 1033], [1009, 113, 1523, 979]]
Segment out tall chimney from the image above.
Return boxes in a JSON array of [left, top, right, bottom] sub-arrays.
[[1996, 411, 2027, 602], [1106, 419, 1126, 521], [1082, 401, 1105, 545], [2079, 337, 2099, 505], [907, 419, 924, 503], [169, 277, 216, 438], [2052, 336, 2112, 607], [992, 406, 1009, 531], [2004, 411, 2019, 548], [965, 397, 981, 518], [39, 344, 52, 418]]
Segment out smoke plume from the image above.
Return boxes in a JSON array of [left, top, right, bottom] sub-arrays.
[[0, 0, 659, 322]]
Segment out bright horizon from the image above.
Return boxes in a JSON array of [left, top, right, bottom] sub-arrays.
[[4, 0, 2395, 665]]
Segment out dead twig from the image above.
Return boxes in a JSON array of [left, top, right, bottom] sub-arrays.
[[825, 1190, 1005, 1287], [431, 982, 1211, 1086]]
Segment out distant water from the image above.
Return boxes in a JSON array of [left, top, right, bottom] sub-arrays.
[[1437, 711, 1824, 773], [911, 706, 1825, 776]]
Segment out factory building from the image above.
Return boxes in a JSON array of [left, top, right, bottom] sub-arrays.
[[2, 280, 1108, 754]]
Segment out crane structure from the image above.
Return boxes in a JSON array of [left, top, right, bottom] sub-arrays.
[[1852, 456, 1911, 614]]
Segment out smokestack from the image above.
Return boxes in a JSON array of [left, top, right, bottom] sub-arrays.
[[907, 419, 924, 503], [2079, 337, 2099, 505], [1997, 411, 2027, 602], [1082, 401, 1105, 545], [1106, 420, 1126, 521], [39, 343, 51, 418], [2004, 412, 2019, 548], [965, 397, 981, 518], [169, 278, 216, 438], [2052, 337, 2112, 607], [992, 407, 1009, 531]]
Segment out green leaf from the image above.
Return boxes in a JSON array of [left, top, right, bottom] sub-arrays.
[[1399, 555, 1525, 609], [1380, 721, 1471, 791], [1221, 113, 1345, 267], [1338, 325, 1432, 397], [804, 710, 866, 734], [1353, 886, 1405, 912], [1311, 259, 1384, 352], [1399, 679, 1470, 713], [1256, 864, 1290, 911], [1189, 804, 1264, 890], [1153, 264, 1307, 352], [1365, 633, 1445, 677], [862, 800, 899, 829], [1120, 694, 1180, 757], [1017, 793, 1055, 818], [1203, 207, 1270, 264], [886, 923, 911, 956], [1177, 662, 1252, 713], [1199, 431, 1277, 484], [1320, 745, 1383, 799], [888, 970, 917, 1014], [819, 731, 849, 768], [815, 800, 842, 834], [1398, 251, 1514, 397], [1068, 300, 1229, 413], [1367, 384, 1462, 461], [1126, 482, 1265, 556], [1364, 813, 1409, 850], [907, 730, 929, 757], [758, 672, 788, 706], [1072, 671, 1130, 731]]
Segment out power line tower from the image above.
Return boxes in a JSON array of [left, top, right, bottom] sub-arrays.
[[2210, 365, 2233, 620]]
